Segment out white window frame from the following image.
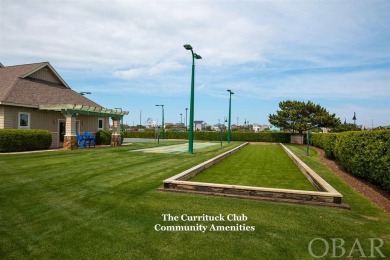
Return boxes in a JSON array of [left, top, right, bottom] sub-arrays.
[[98, 118, 104, 131], [76, 120, 81, 133], [18, 112, 30, 129]]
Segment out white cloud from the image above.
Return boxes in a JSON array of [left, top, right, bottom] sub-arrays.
[[265, 70, 389, 100], [0, 0, 273, 69], [1, 0, 388, 106], [2, 1, 388, 70], [113, 61, 185, 79]]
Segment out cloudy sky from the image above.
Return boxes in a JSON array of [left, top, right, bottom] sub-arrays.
[[1, 0, 389, 127]]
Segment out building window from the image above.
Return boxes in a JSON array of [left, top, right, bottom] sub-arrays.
[[98, 118, 104, 130], [18, 112, 30, 129]]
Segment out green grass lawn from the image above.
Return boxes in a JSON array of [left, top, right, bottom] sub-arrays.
[[0, 142, 389, 259], [190, 144, 316, 191]]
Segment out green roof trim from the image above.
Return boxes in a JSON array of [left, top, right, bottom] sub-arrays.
[[39, 104, 129, 118]]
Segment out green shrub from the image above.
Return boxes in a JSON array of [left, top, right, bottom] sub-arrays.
[[123, 131, 291, 142], [122, 131, 155, 139], [310, 133, 338, 159], [96, 130, 112, 145], [334, 130, 390, 192], [96, 131, 125, 145], [0, 129, 52, 152], [195, 131, 226, 141], [165, 132, 188, 139], [230, 132, 291, 143]]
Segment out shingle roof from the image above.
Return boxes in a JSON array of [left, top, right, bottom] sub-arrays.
[[0, 62, 45, 101], [0, 62, 102, 108]]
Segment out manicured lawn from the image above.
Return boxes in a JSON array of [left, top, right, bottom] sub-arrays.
[[0, 142, 389, 259], [190, 144, 316, 191]]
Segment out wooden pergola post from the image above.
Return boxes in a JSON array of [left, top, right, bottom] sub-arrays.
[[64, 113, 78, 150], [111, 116, 122, 146]]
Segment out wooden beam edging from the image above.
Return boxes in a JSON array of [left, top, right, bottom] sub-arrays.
[[165, 180, 340, 198], [162, 142, 346, 207], [279, 144, 342, 196]]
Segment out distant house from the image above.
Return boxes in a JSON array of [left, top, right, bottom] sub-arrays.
[[194, 120, 206, 131], [252, 124, 270, 132], [0, 62, 127, 149], [164, 123, 174, 129], [145, 118, 157, 128], [212, 123, 226, 131], [320, 127, 330, 133]]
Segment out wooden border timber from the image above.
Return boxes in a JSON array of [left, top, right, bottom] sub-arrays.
[[161, 143, 348, 208]]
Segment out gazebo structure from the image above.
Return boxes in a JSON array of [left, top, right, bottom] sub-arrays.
[[39, 104, 128, 149]]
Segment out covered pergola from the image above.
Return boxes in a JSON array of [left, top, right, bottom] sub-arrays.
[[39, 104, 129, 150]]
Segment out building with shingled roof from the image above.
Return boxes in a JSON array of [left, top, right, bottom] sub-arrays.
[[0, 62, 128, 149]]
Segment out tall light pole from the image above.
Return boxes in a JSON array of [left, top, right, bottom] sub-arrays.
[[155, 105, 164, 139], [227, 89, 234, 144], [180, 113, 183, 126], [185, 108, 188, 131], [184, 44, 202, 154]]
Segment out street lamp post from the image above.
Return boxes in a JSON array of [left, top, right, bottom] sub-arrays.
[[155, 105, 164, 139], [184, 44, 202, 154], [180, 113, 182, 126], [306, 124, 319, 156], [306, 129, 310, 156], [227, 89, 234, 144], [185, 108, 188, 131]]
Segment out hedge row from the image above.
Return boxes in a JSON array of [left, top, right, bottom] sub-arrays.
[[122, 131, 292, 143], [0, 129, 52, 152], [311, 131, 390, 192], [310, 133, 338, 159], [96, 130, 124, 145]]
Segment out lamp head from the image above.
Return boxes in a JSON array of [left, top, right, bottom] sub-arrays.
[[183, 44, 193, 50], [194, 53, 202, 59]]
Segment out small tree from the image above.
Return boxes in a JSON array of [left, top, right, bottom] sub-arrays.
[[269, 100, 340, 134]]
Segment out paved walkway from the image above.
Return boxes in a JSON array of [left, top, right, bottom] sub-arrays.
[[123, 138, 185, 143], [131, 142, 217, 154]]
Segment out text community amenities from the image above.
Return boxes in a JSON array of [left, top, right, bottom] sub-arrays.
[[154, 213, 255, 233]]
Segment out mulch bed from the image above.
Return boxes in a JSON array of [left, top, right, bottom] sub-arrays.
[[312, 146, 390, 214]]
